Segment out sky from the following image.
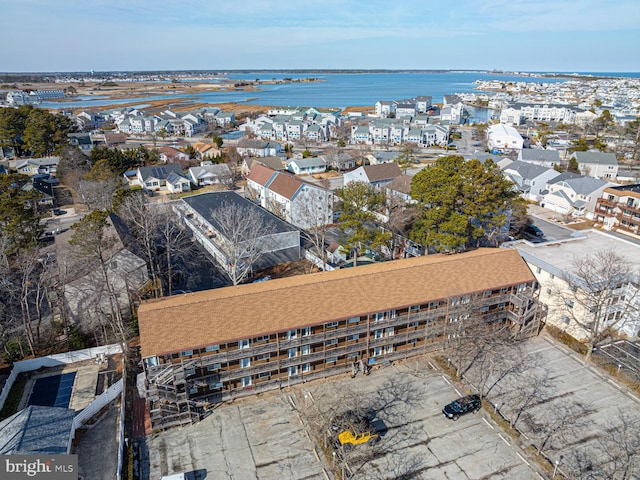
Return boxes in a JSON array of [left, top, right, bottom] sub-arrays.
[[1, 0, 639, 73]]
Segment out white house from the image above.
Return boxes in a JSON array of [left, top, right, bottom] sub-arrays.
[[344, 163, 402, 189], [541, 172, 616, 218], [487, 124, 524, 153], [247, 163, 334, 229], [286, 157, 327, 176], [134, 164, 190, 193], [572, 151, 618, 180], [501, 160, 561, 202], [187, 163, 232, 187]]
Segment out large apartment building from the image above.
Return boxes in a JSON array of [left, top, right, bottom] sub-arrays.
[[139, 249, 542, 430]]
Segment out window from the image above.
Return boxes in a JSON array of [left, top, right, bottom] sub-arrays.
[[386, 327, 394, 337], [562, 315, 570, 325], [240, 357, 251, 368], [189, 387, 198, 394], [348, 334, 359, 341], [375, 312, 386, 322], [302, 363, 311, 373], [205, 345, 220, 352], [374, 329, 383, 339], [256, 354, 270, 361], [326, 339, 338, 347], [209, 382, 223, 390], [326, 357, 338, 364], [301, 345, 311, 355], [410, 321, 419, 328], [258, 372, 270, 379], [207, 364, 221, 372], [185, 368, 196, 377], [239, 339, 250, 350], [255, 336, 269, 342], [288, 366, 298, 376], [286, 329, 298, 339], [373, 347, 383, 357], [241, 376, 252, 387], [287, 348, 298, 358], [566, 300, 574, 309], [429, 301, 439, 308], [325, 321, 338, 328], [302, 327, 311, 336], [347, 353, 358, 359], [348, 317, 360, 324], [182, 350, 193, 357], [481, 306, 489, 313]]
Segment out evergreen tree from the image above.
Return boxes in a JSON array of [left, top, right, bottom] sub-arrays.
[[409, 155, 519, 252]]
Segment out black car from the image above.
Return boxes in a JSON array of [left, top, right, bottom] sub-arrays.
[[524, 224, 544, 237], [443, 394, 481, 420]]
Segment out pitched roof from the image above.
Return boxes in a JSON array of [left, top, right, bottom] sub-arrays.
[[520, 149, 561, 163], [573, 151, 618, 166], [267, 172, 304, 199], [503, 160, 556, 180], [363, 162, 402, 182], [385, 174, 413, 195], [0, 406, 75, 454], [138, 248, 534, 357], [137, 164, 183, 181], [247, 162, 278, 187]]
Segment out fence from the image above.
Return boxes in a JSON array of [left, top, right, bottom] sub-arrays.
[[0, 344, 122, 412], [73, 378, 123, 429]]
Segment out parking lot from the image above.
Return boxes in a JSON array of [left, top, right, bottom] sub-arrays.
[[141, 355, 543, 480]]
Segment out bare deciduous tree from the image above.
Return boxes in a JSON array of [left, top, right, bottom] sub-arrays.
[[553, 248, 639, 360], [208, 202, 275, 285]]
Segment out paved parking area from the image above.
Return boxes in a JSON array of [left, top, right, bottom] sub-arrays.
[[485, 335, 640, 478], [141, 356, 543, 480]]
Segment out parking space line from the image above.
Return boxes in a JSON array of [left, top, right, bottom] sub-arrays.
[[428, 361, 436, 370], [498, 433, 510, 445], [441, 375, 451, 385], [482, 417, 494, 429], [535, 472, 545, 479], [516, 452, 530, 466]]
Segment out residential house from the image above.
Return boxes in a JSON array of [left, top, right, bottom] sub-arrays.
[[375, 101, 396, 118], [246, 163, 334, 229], [0, 406, 75, 454], [188, 163, 233, 187], [193, 142, 222, 160], [286, 157, 327, 176], [56, 213, 150, 326], [319, 152, 356, 171], [385, 174, 413, 203], [139, 248, 541, 429], [173, 191, 300, 278], [487, 124, 524, 153], [501, 160, 561, 202], [236, 140, 283, 158], [134, 164, 190, 193], [9, 157, 59, 176], [241, 156, 285, 177], [365, 151, 401, 165], [344, 163, 402, 189], [509, 229, 640, 340], [0, 146, 16, 159], [540, 172, 616, 218], [594, 184, 640, 237], [571, 151, 618, 180], [518, 149, 562, 169], [158, 146, 190, 164], [68, 132, 94, 151]]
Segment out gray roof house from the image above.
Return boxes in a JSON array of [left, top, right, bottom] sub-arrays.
[[187, 163, 232, 187], [571, 151, 618, 180], [286, 157, 327, 175], [0, 406, 75, 454], [135, 164, 190, 193], [541, 172, 617, 218], [518, 148, 561, 169], [501, 160, 561, 202]]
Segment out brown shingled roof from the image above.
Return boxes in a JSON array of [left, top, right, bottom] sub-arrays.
[[267, 172, 303, 200], [138, 249, 534, 358], [363, 162, 402, 182], [386, 174, 412, 195], [247, 163, 277, 186]]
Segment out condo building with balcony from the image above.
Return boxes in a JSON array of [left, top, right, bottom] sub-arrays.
[[594, 184, 640, 237], [138, 248, 542, 430]]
